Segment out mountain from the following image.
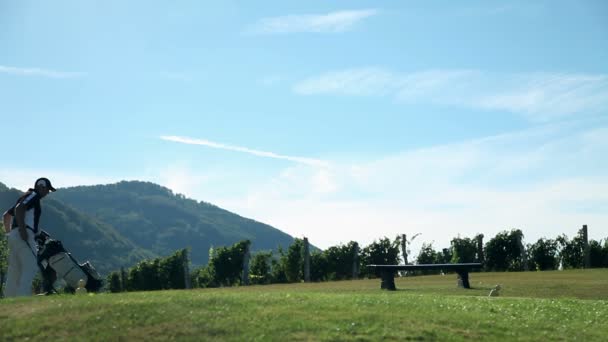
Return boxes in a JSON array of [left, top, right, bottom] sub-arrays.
[[51, 181, 296, 267], [1, 180, 297, 274]]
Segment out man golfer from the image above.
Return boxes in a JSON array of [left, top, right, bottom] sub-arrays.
[[2, 177, 56, 297]]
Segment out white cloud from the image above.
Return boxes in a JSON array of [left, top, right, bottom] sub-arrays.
[[210, 122, 608, 252], [475, 73, 608, 120], [310, 168, 339, 194], [215, 178, 608, 254], [294, 67, 396, 96], [0, 65, 85, 78], [160, 135, 329, 167], [154, 162, 212, 197], [248, 9, 378, 34], [294, 68, 608, 122]]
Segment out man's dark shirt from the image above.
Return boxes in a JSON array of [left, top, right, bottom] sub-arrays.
[[5, 189, 42, 234]]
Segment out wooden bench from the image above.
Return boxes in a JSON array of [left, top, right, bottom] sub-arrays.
[[367, 263, 482, 290]]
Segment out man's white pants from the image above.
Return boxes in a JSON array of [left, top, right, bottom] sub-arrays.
[[4, 229, 38, 297]]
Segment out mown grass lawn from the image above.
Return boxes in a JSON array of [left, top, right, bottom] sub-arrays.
[[1, 269, 607, 341]]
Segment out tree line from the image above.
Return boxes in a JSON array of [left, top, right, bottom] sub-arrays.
[[1, 221, 606, 294], [104, 226, 608, 292], [417, 227, 608, 272]]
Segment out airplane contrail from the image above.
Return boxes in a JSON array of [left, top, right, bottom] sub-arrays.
[[160, 135, 329, 167]]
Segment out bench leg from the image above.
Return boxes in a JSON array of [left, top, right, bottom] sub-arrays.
[[380, 270, 396, 291], [456, 270, 470, 289]]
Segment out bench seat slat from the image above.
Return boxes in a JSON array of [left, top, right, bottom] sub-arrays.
[[368, 263, 481, 271]]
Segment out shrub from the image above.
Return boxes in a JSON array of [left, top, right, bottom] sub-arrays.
[[484, 229, 524, 271], [528, 238, 559, 271], [451, 236, 479, 264], [249, 251, 273, 285], [360, 236, 402, 278], [107, 271, 122, 292]]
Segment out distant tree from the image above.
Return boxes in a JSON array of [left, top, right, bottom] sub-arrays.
[[416, 243, 440, 275], [107, 271, 122, 293], [127, 259, 160, 291], [436, 248, 452, 264], [193, 265, 216, 288], [282, 238, 305, 283], [604, 240, 608, 267], [205, 240, 250, 287], [249, 251, 273, 285], [270, 246, 288, 284], [557, 229, 585, 269], [123, 248, 188, 291], [416, 243, 438, 265], [588, 239, 608, 268], [324, 241, 359, 280], [484, 229, 524, 271], [161, 249, 188, 289], [528, 238, 559, 271], [451, 236, 478, 264], [360, 236, 402, 278], [125, 263, 139, 291], [309, 251, 329, 282]]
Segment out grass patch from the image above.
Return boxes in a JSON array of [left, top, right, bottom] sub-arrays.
[[1, 269, 607, 341]]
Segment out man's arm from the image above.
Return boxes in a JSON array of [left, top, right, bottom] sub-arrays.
[[2, 210, 11, 234]]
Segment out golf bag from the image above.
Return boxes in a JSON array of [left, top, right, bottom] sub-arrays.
[[36, 232, 103, 293]]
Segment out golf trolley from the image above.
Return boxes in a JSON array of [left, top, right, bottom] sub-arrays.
[[36, 231, 103, 294]]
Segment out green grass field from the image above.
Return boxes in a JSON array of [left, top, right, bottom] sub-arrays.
[[1, 269, 607, 341]]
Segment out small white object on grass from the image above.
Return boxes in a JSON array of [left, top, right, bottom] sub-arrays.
[[488, 284, 501, 297], [75, 279, 88, 295]]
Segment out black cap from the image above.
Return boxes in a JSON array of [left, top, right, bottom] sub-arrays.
[[35, 177, 56, 192]]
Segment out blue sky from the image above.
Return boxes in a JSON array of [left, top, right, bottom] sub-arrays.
[[1, 0, 607, 253]]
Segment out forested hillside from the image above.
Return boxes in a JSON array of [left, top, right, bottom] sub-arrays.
[[51, 181, 295, 267]]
